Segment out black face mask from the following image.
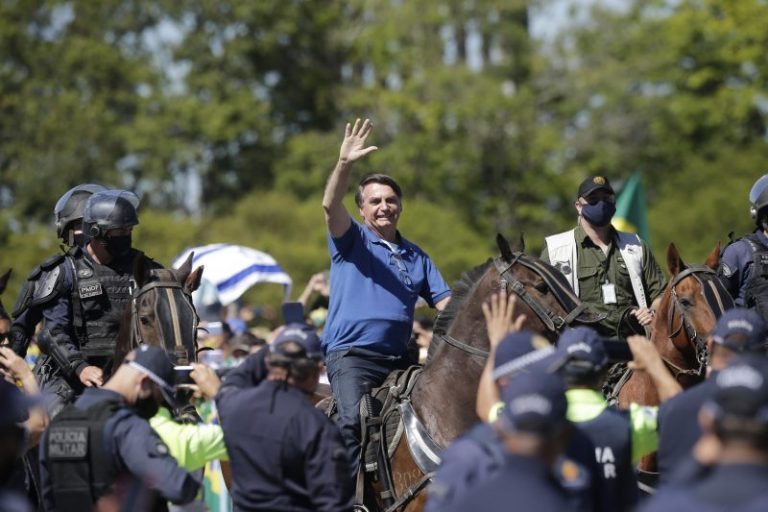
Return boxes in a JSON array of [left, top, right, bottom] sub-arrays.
[[100, 234, 132, 258], [134, 395, 160, 420], [72, 233, 87, 249]]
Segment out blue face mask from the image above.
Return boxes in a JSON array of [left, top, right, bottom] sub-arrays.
[[581, 200, 616, 227]]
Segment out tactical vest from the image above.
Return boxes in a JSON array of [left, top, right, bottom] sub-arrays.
[[70, 252, 137, 358], [742, 234, 768, 323], [577, 407, 638, 512], [46, 398, 124, 510]]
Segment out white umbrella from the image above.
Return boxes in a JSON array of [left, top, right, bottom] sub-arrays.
[[173, 244, 292, 306]]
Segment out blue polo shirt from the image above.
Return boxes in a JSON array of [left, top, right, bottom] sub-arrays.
[[323, 221, 451, 355]]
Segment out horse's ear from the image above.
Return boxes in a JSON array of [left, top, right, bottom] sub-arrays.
[[496, 234, 514, 262], [0, 269, 11, 294], [175, 252, 194, 284], [704, 243, 720, 270], [184, 265, 204, 294], [510, 234, 525, 254], [667, 243, 685, 276]]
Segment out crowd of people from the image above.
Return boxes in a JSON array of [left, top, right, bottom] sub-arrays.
[[2, 117, 768, 511]]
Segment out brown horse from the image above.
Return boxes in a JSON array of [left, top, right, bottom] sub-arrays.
[[365, 235, 601, 511], [615, 243, 733, 479], [113, 253, 204, 369]]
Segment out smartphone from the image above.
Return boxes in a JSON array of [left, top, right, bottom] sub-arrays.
[[282, 301, 305, 324], [173, 365, 195, 386], [199, 349, 224, 370]]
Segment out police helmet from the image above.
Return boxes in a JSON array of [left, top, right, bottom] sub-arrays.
[[83, 190, 140, 238], [749, 174, 768, 223], [54, 184, 108, 239]]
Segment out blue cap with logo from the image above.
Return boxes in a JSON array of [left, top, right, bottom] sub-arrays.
[[127, 344, 178, 407], [555, 326, 610, 375], [271, 323, 323, 361], [500, 370, 568, 435], [711, 307, 767, 353], [706, 354, 768, 423], [492, 330, 556, 381]]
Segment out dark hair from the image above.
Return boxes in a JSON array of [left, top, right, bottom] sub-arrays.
[[563, 366, 609, 390], [714, 416, 768, 451], [355, 174, 403, 208]]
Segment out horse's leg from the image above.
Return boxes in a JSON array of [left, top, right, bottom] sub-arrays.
[[373, 437, 428, 512]]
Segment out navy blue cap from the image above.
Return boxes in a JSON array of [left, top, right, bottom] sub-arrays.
[[556, 327, 609, 374], [0, 379, 37, 427], [577, 176, 614, 198], [500, 370, 568, 435], [271, 323, 323, 361], [706, 355, 768, 423], [711, 308, 767, 353], [492, 330, 556, 381], [127, 344, 177, 407]]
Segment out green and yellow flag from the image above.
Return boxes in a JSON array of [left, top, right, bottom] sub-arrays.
[[612, 171, 650, 241]]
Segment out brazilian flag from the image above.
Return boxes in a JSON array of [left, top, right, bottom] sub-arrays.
[[612, 171, 650, 241]]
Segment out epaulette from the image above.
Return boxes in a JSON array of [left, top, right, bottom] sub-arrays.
[[28, 253, 67, 280]]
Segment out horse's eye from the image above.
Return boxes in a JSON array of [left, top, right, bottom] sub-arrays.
[[140, 315, 152, 325], [534, 282, 549, 294], [679, 297, 693, 308]]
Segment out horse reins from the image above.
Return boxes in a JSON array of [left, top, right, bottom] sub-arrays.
[[436, 254, 591, 359], [662, 265, 732, 380], [131, 274, 199, 364]]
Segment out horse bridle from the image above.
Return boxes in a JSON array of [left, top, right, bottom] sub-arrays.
[[437, 254, 592, 358], [663, 265, 732, 380], [131, 272, 199, 364]]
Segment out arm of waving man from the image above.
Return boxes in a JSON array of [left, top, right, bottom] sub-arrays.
[[322, 118, 378, 238]]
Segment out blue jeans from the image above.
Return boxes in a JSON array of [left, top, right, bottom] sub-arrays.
[[325, 347, 411, 476]]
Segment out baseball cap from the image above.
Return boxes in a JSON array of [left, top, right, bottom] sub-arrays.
[[500, 370, 568, 435], [492, 330, 556, 381], [711, 308, 767, 353], [577, 176, 615, 198], [706, 355, 768, 423], [0, 379, 38, 427], [127, 344, 178, 407], [271, 323, 323, 361], [554, 327, 610, 375]]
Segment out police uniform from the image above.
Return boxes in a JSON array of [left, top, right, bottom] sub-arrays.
[[426, 422, 505, 512], [39, 387, 199, 511], [541, 224, 667, 337], [657, 378, 715, 483], [719, 231, 768, 314], [11, 246, 160, 415], [642, 355, 768, 511], [216, 324, 353, 512]]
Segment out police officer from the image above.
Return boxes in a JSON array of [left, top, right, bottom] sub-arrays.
[[541, 176, 667, 337], [12, 190, 161, 417], [216, 323, 354, 511], [641, 355, 768, 511], [39, 344, 200, 511], [444, 371, 573, 512], [720, 174, 768, 320], [426, 330, 559, 512], [657, 308, 768, 483], [8, 183, 107, 357], [554, 327, 681, 511]]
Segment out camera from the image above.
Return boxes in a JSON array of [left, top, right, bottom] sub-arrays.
[[173, 365, 195, 387]]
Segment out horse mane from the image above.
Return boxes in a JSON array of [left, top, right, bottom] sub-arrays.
[[429, 259, 493, 361]]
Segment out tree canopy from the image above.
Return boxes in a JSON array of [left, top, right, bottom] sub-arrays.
[[0, 0, 765, 304]]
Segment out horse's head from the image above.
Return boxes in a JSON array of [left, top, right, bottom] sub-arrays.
[[432, 235, 602, 362], [655, 243, 733, 382], [115, 253, 204, 368]]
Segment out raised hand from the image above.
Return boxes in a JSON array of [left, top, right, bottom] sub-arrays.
[[482, 290, 527, 349], [338, 118, 378, 163]]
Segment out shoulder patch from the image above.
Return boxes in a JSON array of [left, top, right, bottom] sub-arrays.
[[720, 263, 733, 278]]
